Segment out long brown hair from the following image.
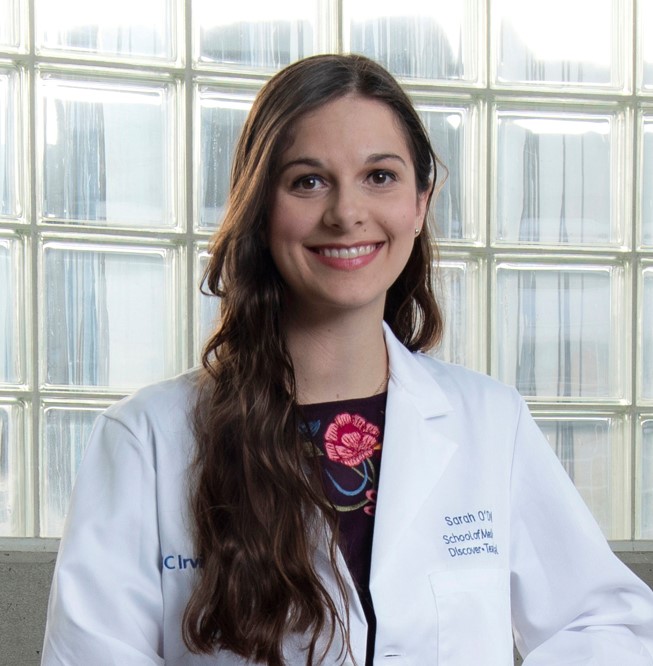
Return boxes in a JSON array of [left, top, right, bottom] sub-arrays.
[[183, 54, 444, 665]]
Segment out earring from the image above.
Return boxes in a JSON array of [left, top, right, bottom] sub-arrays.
[[415, 227, 420, 236]]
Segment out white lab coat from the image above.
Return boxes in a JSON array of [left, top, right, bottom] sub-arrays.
[[42, 325, 653, 665]]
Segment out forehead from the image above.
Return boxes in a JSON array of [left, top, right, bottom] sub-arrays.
[[280, 94, 412, 160]]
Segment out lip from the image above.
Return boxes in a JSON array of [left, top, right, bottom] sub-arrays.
[[308, 242, 384, 271]]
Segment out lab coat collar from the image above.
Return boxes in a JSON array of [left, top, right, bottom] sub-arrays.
[[369, 324, 458, 583], [382, 322, 453, 418]]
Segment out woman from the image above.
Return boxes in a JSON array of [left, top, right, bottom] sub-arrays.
[[42, 54, 653, 666]]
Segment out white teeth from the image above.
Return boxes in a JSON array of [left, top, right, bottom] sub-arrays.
[[319, 244, 377, 259]]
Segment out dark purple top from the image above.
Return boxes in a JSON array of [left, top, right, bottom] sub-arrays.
[[299, 392, 387, 666]]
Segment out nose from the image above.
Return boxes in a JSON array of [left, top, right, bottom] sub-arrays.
[[322, 183, 367, 230]]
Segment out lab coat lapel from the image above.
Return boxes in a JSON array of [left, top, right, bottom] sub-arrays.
[[370, 327, 457, 583]]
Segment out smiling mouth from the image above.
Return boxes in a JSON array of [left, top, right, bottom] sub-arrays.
[[313, 243, 381, 259]]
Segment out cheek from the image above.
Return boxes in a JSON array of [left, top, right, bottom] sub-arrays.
[[266, 216, 289, 262], [266, 227, 289, 273], [385, 196, 423, 234], [267, 227, 299, 274], [266, 209, 301, 280], [267, 197, 305, 246]]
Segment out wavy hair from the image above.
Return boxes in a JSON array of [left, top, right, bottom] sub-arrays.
[[183, 54, 444, 665]]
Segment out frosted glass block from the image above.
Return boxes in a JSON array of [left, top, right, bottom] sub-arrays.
[[638, 419, 653, 539], [39, 74, 178, 229], [196, 87, 252, 230], [0, 66, 23, 219], [495, 110, 621, 246], [642, 267, 653, 401], [0, 0, 21, 49], [494, 262, 624, 400], [344, 0, 480, 82], [535, 415, 627, 539], [433, 258, 481, 370], [418, 104, 478, 242], [493, 0, 625, 89], [42, 241, 181, 390], [0, 236, 25, 385], [642, 118, 653, 247], [0, 401, 25, 536], [194, 0, 318, 70], [194, 249, 219, 363], [641, 0, 653, 91], [35, 0, 176, 62], [40, 404, 103, 537]]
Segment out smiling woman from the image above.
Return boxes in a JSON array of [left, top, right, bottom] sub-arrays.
[[267, 94, 427, 339], [41, 54, 653, 666]]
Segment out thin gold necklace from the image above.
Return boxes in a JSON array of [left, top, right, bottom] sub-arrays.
[[372, 365, 390, 395]]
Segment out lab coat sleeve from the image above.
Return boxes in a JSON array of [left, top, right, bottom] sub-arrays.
[[41, 413, 165, 666], [508, 397, 653, 665]]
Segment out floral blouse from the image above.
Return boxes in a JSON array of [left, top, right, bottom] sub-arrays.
[[299, 392, 387, 665]]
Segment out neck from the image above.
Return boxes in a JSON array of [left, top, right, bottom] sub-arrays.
[[283, 306, 388, 405]]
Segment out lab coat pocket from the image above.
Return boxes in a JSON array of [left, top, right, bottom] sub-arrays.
[[429, 568, 513, 665]]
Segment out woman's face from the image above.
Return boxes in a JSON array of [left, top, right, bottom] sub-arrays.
[[267, 94, 427, 321]]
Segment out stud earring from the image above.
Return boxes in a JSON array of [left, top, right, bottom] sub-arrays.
[[415, 227, 420, 236]]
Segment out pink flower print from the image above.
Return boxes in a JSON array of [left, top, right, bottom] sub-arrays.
[[324, 413, 381, 467]]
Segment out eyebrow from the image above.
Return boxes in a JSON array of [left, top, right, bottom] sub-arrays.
[[366, 152, 408, 167], [279, 152, 408, 174], [279, 157, 323, 173]]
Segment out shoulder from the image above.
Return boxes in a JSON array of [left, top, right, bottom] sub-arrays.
[[397, 343, 522, 412], [418, 353, 518, 398], [101, 368, 201, 443], [384, 325, 524, 427], [384, 322, 520, 408], [422, 354, 524, 425]]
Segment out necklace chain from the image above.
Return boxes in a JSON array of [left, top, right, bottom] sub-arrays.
[[372, 366, 390, 396]]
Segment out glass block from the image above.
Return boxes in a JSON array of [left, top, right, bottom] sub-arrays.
[[432, 257, 481, 370], [417, 103, 479, 242], [0, 401, 25, 536], [494, 262, 625, 400], [641, 0, 653, 91], [194, 249, 219, 363], [38, 73, 178, 229], [535, 415, 628, 539], [344, 0, 480, 83], [642, 116, 653, 247], [40, 404, 104, 537], [35, 0, 177, 62], [0, 0, 21, 50], [42, 241, 181, 390], [0, 235, 25, 386], [638, 418, 653, 539], [0, 66, 23, 220], [196, 86, 253, 231], [494, 110, 622, 247], [493, 0, 625, 89], [641, 266, 653, 401], [194, 0, 318, 70]]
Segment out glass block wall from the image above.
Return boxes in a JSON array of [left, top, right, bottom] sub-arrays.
[[1, 0, 652, 542]]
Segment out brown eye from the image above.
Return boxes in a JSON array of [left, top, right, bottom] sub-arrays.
[[369, 170, 395, 185], [294, 175, 322, 190]]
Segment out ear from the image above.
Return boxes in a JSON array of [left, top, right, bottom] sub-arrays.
[[414, 189, 429, 234]]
